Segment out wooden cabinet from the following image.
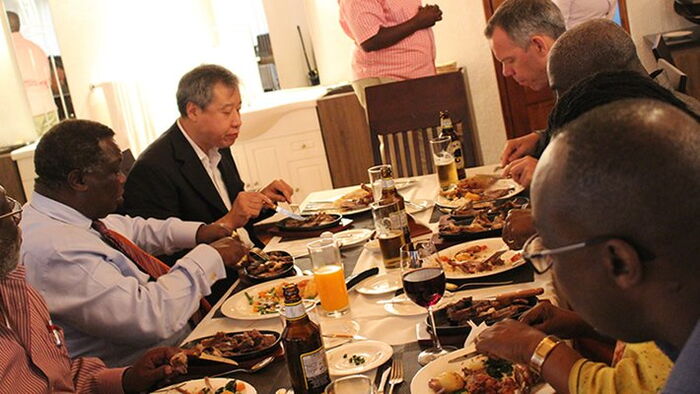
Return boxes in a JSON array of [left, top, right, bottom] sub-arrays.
[[231, 110, 333, 203]]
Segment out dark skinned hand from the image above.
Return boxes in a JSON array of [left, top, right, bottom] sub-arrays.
[[121, 347, 180, 393]]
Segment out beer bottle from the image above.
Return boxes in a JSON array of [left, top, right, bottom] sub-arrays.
[[379, 166, 412, 243], [439, 110, 466, 179], [281, 284, 331, 394]]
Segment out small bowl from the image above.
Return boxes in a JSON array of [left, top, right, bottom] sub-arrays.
[[243, 250, 296, 283]]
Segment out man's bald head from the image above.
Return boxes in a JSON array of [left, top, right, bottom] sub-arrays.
[[547, 19, 647, 95], [534, 99, 700, 264], [6, 11, 20, 33]]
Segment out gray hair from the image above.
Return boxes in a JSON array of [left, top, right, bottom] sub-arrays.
[[548, 19, 647, 95], [176, 64, 239, 117], [484, 0, 565, 47], [6, 11, 20, 33]]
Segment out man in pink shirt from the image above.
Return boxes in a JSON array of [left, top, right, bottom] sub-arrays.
[[7, 11, 58, 136], [338, 0, 442, 107]]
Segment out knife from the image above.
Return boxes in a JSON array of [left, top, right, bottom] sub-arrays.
[[275, 205, 305, 220], [345, 267, 379, 291]]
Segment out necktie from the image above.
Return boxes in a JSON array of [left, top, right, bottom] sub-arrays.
[[91, 220, 211, 323]]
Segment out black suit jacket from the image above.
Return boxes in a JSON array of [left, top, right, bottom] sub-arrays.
[[121, 122, 262, 303]]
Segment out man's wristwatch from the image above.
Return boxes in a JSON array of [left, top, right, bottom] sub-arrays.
[[529, 335, 562, 374]]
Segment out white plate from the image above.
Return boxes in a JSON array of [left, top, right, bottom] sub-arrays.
[[406, 198, 434, 214], [395, 177, 417, 190], [355, 273, 402, 295], [221, 276, 316, 320], [435, 176, 524, 209], [333, 229, 374, 248], [326, 340, 393, 376], [383, 294, 427, 316], [411, 347, 551, 394], [431, 238, 525, 280], [321, 319, 361, 349], [154, 378, 256, 393]]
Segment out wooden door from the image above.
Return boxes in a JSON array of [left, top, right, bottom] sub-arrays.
[[483, 0, 630, 139]]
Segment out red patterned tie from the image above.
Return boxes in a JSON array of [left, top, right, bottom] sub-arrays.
[[91, 220, 211, 322]]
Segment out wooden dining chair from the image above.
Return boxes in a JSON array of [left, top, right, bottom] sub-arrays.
[[365, 70, 478, 178]]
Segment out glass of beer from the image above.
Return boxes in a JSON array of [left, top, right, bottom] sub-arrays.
[[430, 136, 459, 190], [307, 238, 350, 317], [370, 200, 405, 269], [367, 164, 392, 202]]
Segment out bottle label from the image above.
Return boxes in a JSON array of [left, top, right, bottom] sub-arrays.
[[284, 301, 307, 321], [300, 347, 331, 390], [448, 140, 465, 170]]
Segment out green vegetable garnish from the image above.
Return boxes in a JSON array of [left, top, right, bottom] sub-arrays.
[[485, 357, 513, 379], [244, 292, 254, 305]]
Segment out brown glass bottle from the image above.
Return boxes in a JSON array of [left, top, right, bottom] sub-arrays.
[[379, 166, 412, 243], [281, 284, 330, 394], [439, 110, 466, 179]]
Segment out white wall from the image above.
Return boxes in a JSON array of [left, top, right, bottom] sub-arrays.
[[262, 0, 317, 89], [0, 2, 38, 148], [303, 0, 354, 86], [626, 1, 695, 70]]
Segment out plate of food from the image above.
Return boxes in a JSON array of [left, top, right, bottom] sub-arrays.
[[301, 185, 374, 215], [221, 276, 317, 320], [154, 377, 256, 394], [438, 213, 504, 241], [448, 196, 529, 220], [277, 213, 342, 232], [426, 288, 543, 336], [430, 238, 525, 279], [242, 250, 296, 282], [180, 330, 281, 363], [326, 340, 393, 376], [411, 349, 535, 394], [436, 174, 524, 209]]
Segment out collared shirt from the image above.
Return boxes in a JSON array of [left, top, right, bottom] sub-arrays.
[[11, 32, 57, 116], [552, 0, 617, 29], [19, 192, 226, 367], [0, 265, 125, 393], [662, 319, 700, 393], [177, 120, 253, 247], [339, 0, 436, 81]]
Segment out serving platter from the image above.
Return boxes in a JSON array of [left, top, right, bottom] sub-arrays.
[[435, 177, 524, 209], [181, 330, 281, 363], [429, 238, 525, 280], [221, 276, 316, 320]]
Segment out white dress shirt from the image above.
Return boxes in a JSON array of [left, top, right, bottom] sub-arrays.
[[177, 120, 254, 246], [552, 0, 617, 29], [19, 192, 226, 367]]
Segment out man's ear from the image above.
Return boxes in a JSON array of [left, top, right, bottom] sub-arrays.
[[66, 169, 88, 192], [530, 35, 549, 56], [601, 239, 644, 289], [186, 102, 201, 121]]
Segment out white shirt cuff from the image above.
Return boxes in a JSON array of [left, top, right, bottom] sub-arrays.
[[179, 244, 226, 285]]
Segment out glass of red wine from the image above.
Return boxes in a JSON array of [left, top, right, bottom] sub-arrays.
[[400, 241, 457, 365]]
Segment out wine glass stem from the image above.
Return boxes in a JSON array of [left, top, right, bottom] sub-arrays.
[[427, 305, 444, 351]]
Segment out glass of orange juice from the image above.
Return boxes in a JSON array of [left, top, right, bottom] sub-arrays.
[[307, 238, 350, 317]]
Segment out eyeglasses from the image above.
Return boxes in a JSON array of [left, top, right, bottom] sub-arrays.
[[0, 197, 23, 225], [522, 233, 656, 274]]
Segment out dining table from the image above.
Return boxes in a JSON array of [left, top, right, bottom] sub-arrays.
[[180, 164, 557, 394]]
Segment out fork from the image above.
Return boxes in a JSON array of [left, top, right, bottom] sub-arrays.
[[387, 357, 404, 394], [445, 280, 515, 292]]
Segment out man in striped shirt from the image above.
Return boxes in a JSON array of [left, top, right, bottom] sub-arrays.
[[0, 184, 179, 392], [339, 0, 442, 107]]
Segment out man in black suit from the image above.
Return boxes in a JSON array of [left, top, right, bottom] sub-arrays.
[[121, 64, 293, 302]]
